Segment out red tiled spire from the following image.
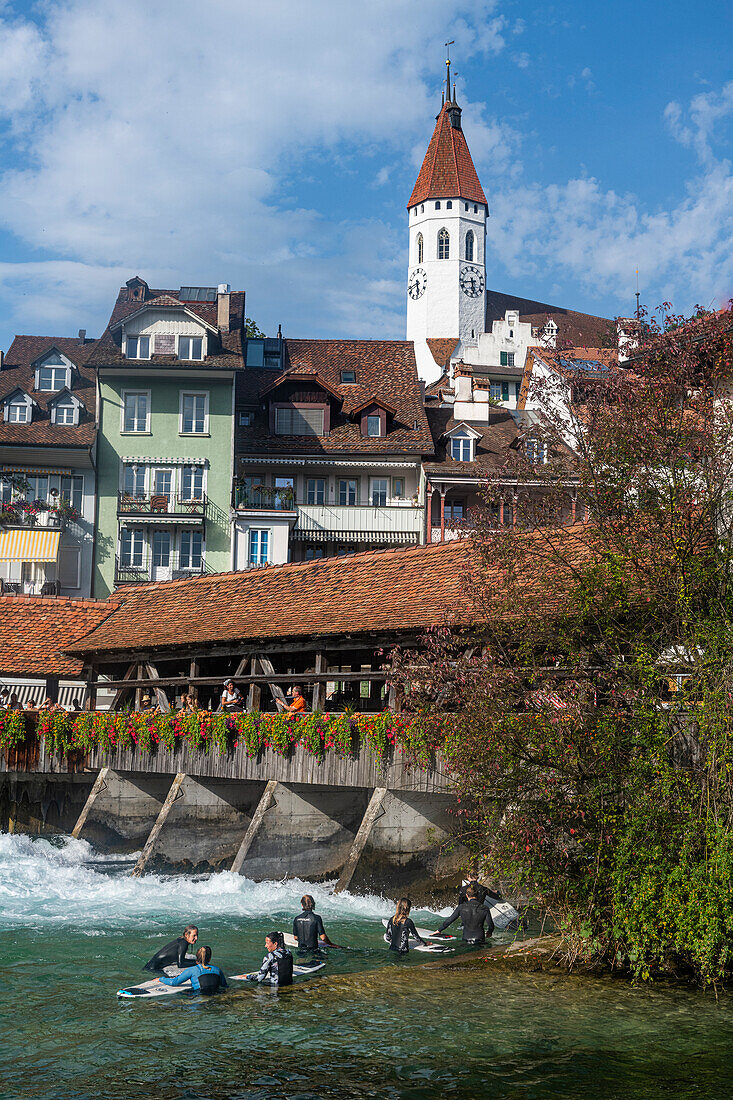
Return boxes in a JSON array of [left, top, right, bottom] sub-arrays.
[[407, 96, 487, 209]]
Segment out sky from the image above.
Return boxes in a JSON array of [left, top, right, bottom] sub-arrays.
[[0, 0, 731, 351]]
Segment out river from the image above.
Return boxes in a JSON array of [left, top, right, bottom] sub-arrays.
[[1, 831, 731, 1099]]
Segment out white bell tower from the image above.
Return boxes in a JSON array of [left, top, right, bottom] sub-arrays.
[[405, 61, 488, 347]]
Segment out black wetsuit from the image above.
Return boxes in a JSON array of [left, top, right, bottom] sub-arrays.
[[384, 916, 425, 954], [293, 909, 326, 952], [143, 937, 198, 972], [437, 898, 494, 943], [458, 881, 491, 906]]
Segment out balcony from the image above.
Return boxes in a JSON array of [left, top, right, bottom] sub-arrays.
[[232, 486, 296, 514], [293, 502, 423, 545], [114, 552, 213, 586], [117, 492, 208, 524]]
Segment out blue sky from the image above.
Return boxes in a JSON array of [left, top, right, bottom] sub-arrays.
[[0, 0, 731, 351]]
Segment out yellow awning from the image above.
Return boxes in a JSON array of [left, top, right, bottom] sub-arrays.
[[0, 529, 61, 562]]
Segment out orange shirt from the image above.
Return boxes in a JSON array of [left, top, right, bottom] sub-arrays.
[[288, 694, 307, 714]]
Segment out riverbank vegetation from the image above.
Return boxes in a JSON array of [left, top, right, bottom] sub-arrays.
[[391, 305, 733, 986]]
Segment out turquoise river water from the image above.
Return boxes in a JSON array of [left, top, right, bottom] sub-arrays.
[[1, 831, 732, 1099]]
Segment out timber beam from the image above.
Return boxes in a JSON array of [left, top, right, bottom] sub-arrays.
[[71, 767, 109, 839], [334, 786, 387, 894], [131, 772, 186, 877], [230, 780, 278, 874], [98, 670, 389, 691]]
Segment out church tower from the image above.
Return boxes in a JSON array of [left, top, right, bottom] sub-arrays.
[[406, 61, 488, 346]]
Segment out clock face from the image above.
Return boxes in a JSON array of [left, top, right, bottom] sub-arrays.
[[460, 266, 485, 298], [407, 267, 427, 300]]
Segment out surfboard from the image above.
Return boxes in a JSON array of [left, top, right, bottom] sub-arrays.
[[117, 962, 325, 999], [229, 961, 326, 982], [283, 932, 345, 950], [380, 934, 452, 953], [381, 919, 456, 942]]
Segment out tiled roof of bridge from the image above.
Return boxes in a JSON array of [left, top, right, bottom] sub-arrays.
[[0, 596, 119, 678], [68, 541, 477, 656]]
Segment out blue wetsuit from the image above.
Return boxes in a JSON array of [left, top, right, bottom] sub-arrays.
[[159, 963, 228, 994]]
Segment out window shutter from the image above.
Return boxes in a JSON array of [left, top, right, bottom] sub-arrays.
[[500, 352, 508, 366], [275, 407, 324, 436], [502, 382, 509, 401], [58, 547, 80, 589]]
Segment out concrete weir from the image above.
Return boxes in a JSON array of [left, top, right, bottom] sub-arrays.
[[1, 738, 464, 893]]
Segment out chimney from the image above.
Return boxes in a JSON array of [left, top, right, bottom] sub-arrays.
[[0, 350, 4, 370], [217, 283, 231, 333], [78, 329, 86, 344]]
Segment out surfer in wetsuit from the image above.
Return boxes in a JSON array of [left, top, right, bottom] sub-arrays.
[[434, 886, 494, 944], [143, 924, 199, 972], [246, 932, 294, 987], [157, 945, 228, 994], [293, 895, 329, 956], [458, 871, 490, 906], [384, 898, 426, 954]]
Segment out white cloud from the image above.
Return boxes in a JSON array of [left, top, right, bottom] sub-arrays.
[[665, 80, 733, 166]]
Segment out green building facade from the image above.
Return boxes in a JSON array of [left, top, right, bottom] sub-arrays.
[[91, 278, 244, 597]]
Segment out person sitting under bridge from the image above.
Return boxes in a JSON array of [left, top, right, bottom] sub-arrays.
[[157, 945, 228, 995], [143, 925, 199, 973]]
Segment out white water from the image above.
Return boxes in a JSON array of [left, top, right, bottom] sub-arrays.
[[0, 832, 397, 930]]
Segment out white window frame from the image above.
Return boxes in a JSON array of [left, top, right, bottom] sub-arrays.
[[122, 464, 146, 497], [179, 529, 203, 570], [450, 433, 473, 462], [180, 465, 205, 501], [366, 414, 382, 438], [177, 335, 204, 361], [120, 528, 145, 567], [370, 477, 388, 506], [248, 528, 270, 567], [5, 396, 31, 423], [125, 335, 151, 360], [121, 390, 151, 433], [60, 474, 84, 514], [306, 478, 326, 505], [338, 478, 358, 505], [179, 391, 209, 435], [36, 364, 71, 392], [51, 394, 79, 425]]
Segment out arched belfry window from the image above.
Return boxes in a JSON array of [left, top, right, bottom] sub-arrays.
[[465, 230, 475, 262], [437, 228, 450, 260], [416, 233, 424, 264]]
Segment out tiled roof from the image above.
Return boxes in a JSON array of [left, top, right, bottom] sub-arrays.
[[485, 289, 614, 348], [89, 283, 246, 370], [67, 541, 477, 656], [0, 595, 119, 678], [528, 346, 618, 376], [408, 102, 487, 208], [426, 339, 459, 370], [424, 408, 520, 478], [236, 339, 434, 456], [0, 336, 98, 448]]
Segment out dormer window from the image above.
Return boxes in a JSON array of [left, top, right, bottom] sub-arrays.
[[275, 407, 324, 436], [341, 370, 357, 384], [525, 439, 547, 464], [367, 414, 381, 438], [36, 353, 72, 391], [450, 430, 473, 461], [178, 336, 203, 361], [126, 335, 150, 359], [51, 392, 81, 426], [3, 391, 33, 424]]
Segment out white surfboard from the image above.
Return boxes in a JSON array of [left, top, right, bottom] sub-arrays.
[[229, 961, 326, 982], [117, 962, 325, 999]]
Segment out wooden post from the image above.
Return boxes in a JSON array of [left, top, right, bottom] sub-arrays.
[[499, 496, 504, 525], [71, 767, 109, 839], [440, 489, 447, 543], [131, 772, 186, 877], [571, 493, 577, 525], [108, 663, 137, 713], [230, 780, 278, 874], [189, 658, 200, 703], [135, 662, 144, 712], [246, 658, 261, 712], [312, 653, 326, 711], [334, 787, 388, 894], [426, 481, 432, 544], [145, 663, 171, 714], [259, 657, 289, 711]]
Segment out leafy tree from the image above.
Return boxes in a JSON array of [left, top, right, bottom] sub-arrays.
[[391, 304, 733, 983], [245, 317, 266, 338]]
